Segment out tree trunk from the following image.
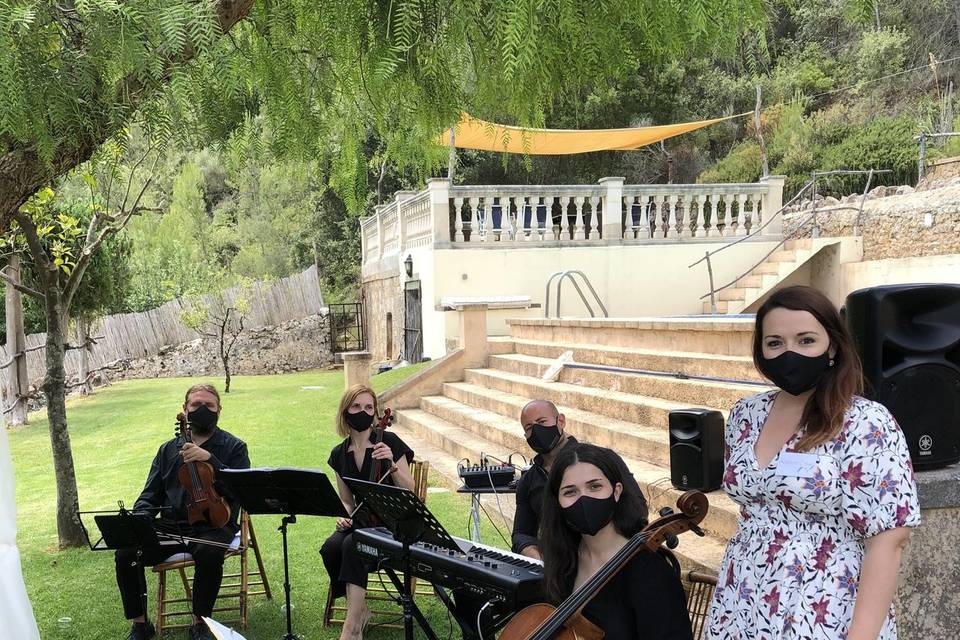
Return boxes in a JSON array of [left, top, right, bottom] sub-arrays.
[[43, 282, 85, 548], [76, 318, 92, 396], [4, 254, 29, 426]]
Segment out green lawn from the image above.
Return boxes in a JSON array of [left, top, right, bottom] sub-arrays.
[[9, 368, 506, 639]]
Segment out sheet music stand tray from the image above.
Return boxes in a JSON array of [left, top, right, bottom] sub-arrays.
[[218, 468, 347, 640], [344, 478, 453, 640]]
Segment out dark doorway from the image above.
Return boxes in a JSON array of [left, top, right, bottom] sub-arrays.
[[403, 281, 423, 363]]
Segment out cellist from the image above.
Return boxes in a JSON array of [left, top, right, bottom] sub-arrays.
[[115, 383, 250, 640], [538, 443, 693, 640], [320, 384, 415, 640]]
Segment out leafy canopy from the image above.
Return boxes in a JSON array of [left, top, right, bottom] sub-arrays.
[[0, 0, 767, 222]]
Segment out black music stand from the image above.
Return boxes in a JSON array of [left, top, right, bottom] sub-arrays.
[[78, 505, 173, 629], [344, 478, 455, 640], [218, 468, 346, 640]]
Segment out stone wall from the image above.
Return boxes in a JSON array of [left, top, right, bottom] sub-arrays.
[[783, 182, 960, 261], [109, 313, 334, 380], [362, 272, 404, 364]]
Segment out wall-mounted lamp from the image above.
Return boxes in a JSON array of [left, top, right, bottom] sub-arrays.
[[404, 254, 414, 278]]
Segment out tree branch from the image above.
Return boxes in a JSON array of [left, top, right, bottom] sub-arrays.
[[11, 211, 54, 277], [0, 269, 45, 300]]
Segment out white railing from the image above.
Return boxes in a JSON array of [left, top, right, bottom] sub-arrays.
[[360, 176, 785, 265]]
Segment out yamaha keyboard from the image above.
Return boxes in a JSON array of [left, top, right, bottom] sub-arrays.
[[354, 527, 544, 610]]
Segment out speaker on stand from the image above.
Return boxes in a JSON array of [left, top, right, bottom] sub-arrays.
[[669, 408, 724, 491], [845, 283, 960, 470]]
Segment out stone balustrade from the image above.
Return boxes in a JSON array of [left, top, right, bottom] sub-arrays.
[[361, 176, 785, 265]]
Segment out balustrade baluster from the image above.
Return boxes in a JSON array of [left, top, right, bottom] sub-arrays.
[[573, 197, 585, 240], [734, 193, 748, 236], [714, 193, 725, 236], [557, 196, 570, 241], [589, 196, 601, 239], [468, 197, 480, 243], [668, 194, 680, 239], [638, 196, 650, 240], [622, 196, 633, 239], [453, 197, 465, 242]]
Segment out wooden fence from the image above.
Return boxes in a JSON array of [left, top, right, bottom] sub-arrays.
[[1, 265, 325, 392]]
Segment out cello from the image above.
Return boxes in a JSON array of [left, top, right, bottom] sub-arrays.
[[498, 491, 709, 640], [175, 412, 232, 529]]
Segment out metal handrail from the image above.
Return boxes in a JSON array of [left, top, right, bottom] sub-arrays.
[[544, 270, 609, 318], [691, 169, 888, 312]]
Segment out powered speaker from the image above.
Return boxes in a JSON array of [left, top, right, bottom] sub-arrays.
[[845, 283, 960, 470], [669, 408, 724, 491]]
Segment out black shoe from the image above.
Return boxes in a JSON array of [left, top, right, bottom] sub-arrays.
[[189, 622, 214, 640], [125, 621, 156, 640]]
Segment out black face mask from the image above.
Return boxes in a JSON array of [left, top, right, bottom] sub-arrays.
[[345, 409, 375, 432], [562, 493, 618, 536], [526, 423, 561, 454], [761, 350, 833, 396], [187, 405, 219, 435]]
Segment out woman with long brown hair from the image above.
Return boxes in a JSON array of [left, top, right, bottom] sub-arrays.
[[706, 286, 920, 639], [539, 442, 692, 639], [320, 384, 415, 640]]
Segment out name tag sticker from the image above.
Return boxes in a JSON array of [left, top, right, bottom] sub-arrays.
[[775, 452, 818, 478]]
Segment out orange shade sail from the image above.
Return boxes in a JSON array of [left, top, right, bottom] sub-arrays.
[[440, 112, 749, 155]]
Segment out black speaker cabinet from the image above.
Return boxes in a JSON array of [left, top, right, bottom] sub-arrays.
[[669, 408, 724, 491], [845, 283, 960, 470]]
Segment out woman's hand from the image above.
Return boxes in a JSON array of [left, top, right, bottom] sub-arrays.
[[335, 517, 353, 532], [371, 442, 393, 461]]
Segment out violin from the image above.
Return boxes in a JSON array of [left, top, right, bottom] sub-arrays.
[[175, 412, 232, 529], [498, 491, 709, 640]]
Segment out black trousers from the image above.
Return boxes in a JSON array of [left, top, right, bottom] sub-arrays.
[[115, 525, 236, 619], [320, 529, 371, 599]]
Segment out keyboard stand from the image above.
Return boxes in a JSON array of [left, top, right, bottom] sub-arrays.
[[344, 479, 450, 640]]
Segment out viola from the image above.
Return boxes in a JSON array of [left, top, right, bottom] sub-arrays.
[[498, 491, 709, 640], [175, 412, 232, 529], [368, 407, 395, 483]]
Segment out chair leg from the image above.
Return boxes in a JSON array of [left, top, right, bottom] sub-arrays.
[[322, 587, 335, 627], [179, 567, 192, 599], [156, 570, 166, 637], [248, 520, 272, 599]]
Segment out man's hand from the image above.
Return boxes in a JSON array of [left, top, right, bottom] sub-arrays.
[[180, 442, 211, 463], [520, 545, 541, 560], [336, 518, 353, 532]]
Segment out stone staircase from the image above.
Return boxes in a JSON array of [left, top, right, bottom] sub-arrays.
[[702, 237, 859, 314], [389, 316, 770, 574]]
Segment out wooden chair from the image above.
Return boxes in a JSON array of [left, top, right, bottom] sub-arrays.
[[322, 460, 433, 629], [684, 570, 718, 640], [152, 510, 272, 636]]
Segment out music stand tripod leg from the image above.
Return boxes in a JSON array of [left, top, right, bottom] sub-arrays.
[[279, 515, 298, 640]]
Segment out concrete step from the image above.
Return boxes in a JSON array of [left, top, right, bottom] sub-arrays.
[[784, 238, 812, 250], [733, 275, 762, 289], [717, 287, 746, 302], [489, 353, 764, 411], [769, 249, 797, 263], [701, 299, 730, 314], [394, 409, 733, 570], [752, 262, 781, 276], [507, 317, 754, 356], [425, 388, 671, 467], [505, 338, 765, 382], [463, 367, 724, 429]]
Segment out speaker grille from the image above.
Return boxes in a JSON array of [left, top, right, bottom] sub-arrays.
[[880, 364, 960, 468]]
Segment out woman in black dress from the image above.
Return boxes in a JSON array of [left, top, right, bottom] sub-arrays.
[[320, 384, 415, 640], [539, 443, 693, 640]]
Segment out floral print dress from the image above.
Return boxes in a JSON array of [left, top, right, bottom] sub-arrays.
[[706, 391, 921, 640]]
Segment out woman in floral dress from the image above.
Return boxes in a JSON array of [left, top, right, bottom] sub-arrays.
[[706, 286, 920, 640]]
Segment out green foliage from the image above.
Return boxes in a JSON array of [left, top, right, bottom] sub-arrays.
[[854, 27, 909, 85], [818, 114, 919, 188], [698, 142, 762, 184]]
